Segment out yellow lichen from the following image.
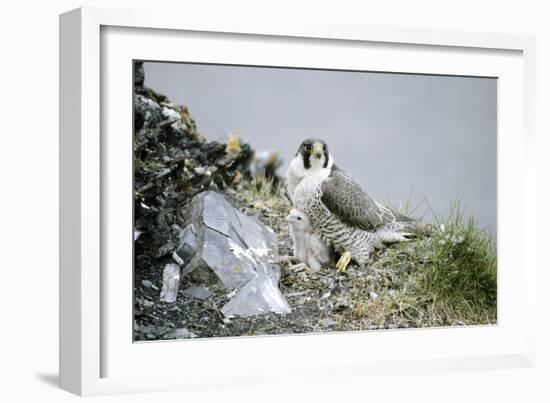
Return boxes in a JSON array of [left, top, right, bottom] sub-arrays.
[[232, 170, 242, 185], [225, 131, 241, 153], [180, 106, 190, 123]]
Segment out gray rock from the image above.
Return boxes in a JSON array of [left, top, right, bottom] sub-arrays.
[[172, 224, 199, 268], [221, 271, 292, 318], [319, 318, 337, 327], [201, 226, 257, 288], [169, 191, 291, 318], [141, 280, 159, 290], [171, 328, 197, 339], [183, 286, 214, 301], [155, 241, 175, 258], [160, 264, 181, 303]]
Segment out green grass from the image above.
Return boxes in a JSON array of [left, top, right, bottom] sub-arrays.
[[237, 174, 288, 213], [411, 203, 497, 323], [361, 202, 497, 327], [239, 173, 281, 199], [235, 175, 290, 233]]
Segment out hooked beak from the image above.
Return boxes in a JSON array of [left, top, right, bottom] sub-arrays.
[[312, 143, 323, 159]]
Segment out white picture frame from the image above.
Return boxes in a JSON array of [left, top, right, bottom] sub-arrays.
[[59, 6, 537, 396]]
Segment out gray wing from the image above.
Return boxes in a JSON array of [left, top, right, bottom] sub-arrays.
[[321, 165, 396, 231]]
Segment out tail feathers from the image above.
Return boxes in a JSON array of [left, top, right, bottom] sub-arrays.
[[388, 207, 418, 224], [376, 217, 431, 245], [375, 207, 433, 244], [388, 207, 434, 235]]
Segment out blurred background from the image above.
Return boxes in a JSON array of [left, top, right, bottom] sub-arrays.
[[143, 62, 497, 235]]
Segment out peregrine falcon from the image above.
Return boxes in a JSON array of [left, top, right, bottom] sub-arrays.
[[285, 138, 417, 271]]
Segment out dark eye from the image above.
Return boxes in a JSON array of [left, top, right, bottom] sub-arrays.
[[323, 144, 327, 150], [304, 144, 311, 151], [297, 217, 302, 220]]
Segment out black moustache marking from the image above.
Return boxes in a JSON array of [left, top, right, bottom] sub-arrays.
[[323, 147, 329, 168], [303, 150, 311, 169]]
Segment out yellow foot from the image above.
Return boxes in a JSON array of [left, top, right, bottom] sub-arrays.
[[336, 251, 352, 272]]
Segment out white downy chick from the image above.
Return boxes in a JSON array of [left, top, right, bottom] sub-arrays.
[[286, 208, 332, 272]]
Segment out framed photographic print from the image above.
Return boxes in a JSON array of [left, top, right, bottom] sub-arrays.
[[60, 7, 537, 396]]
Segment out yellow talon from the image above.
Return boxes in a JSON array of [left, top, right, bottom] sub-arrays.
[[336, 251, 352, 272]]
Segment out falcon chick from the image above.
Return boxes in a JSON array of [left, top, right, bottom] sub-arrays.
[[286, 208, 333, 272], [285, 138, 417, 271]]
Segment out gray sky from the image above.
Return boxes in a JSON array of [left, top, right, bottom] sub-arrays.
[[143, 62, 497, 234]]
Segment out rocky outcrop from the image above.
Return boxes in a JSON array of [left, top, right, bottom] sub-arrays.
[[133, 61, 254, 287], [166, 191, 291, 318], [133, 62, 289, 340]]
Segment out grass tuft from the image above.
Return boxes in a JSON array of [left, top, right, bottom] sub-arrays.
[[361, 201, 497, 326], [412, 202, 497, 322], [240, 174, 281, 198]]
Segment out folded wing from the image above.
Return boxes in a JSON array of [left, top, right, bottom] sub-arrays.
[[320, 165, 396, 231]]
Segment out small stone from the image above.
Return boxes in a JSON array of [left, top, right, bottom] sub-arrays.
[[183, 286, 214, 301], [320, 291, 331, 300], [320, 318, 337, 327], [172, 328, 197, 339], [253, 200, 267, 210], [142, 280, 159, 290], [160, 264, 181, 303], [155, 242, 175, 258]]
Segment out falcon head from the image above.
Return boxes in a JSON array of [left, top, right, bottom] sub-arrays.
[[295, 138, 333, 172], [286, 208, 311, 231]]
